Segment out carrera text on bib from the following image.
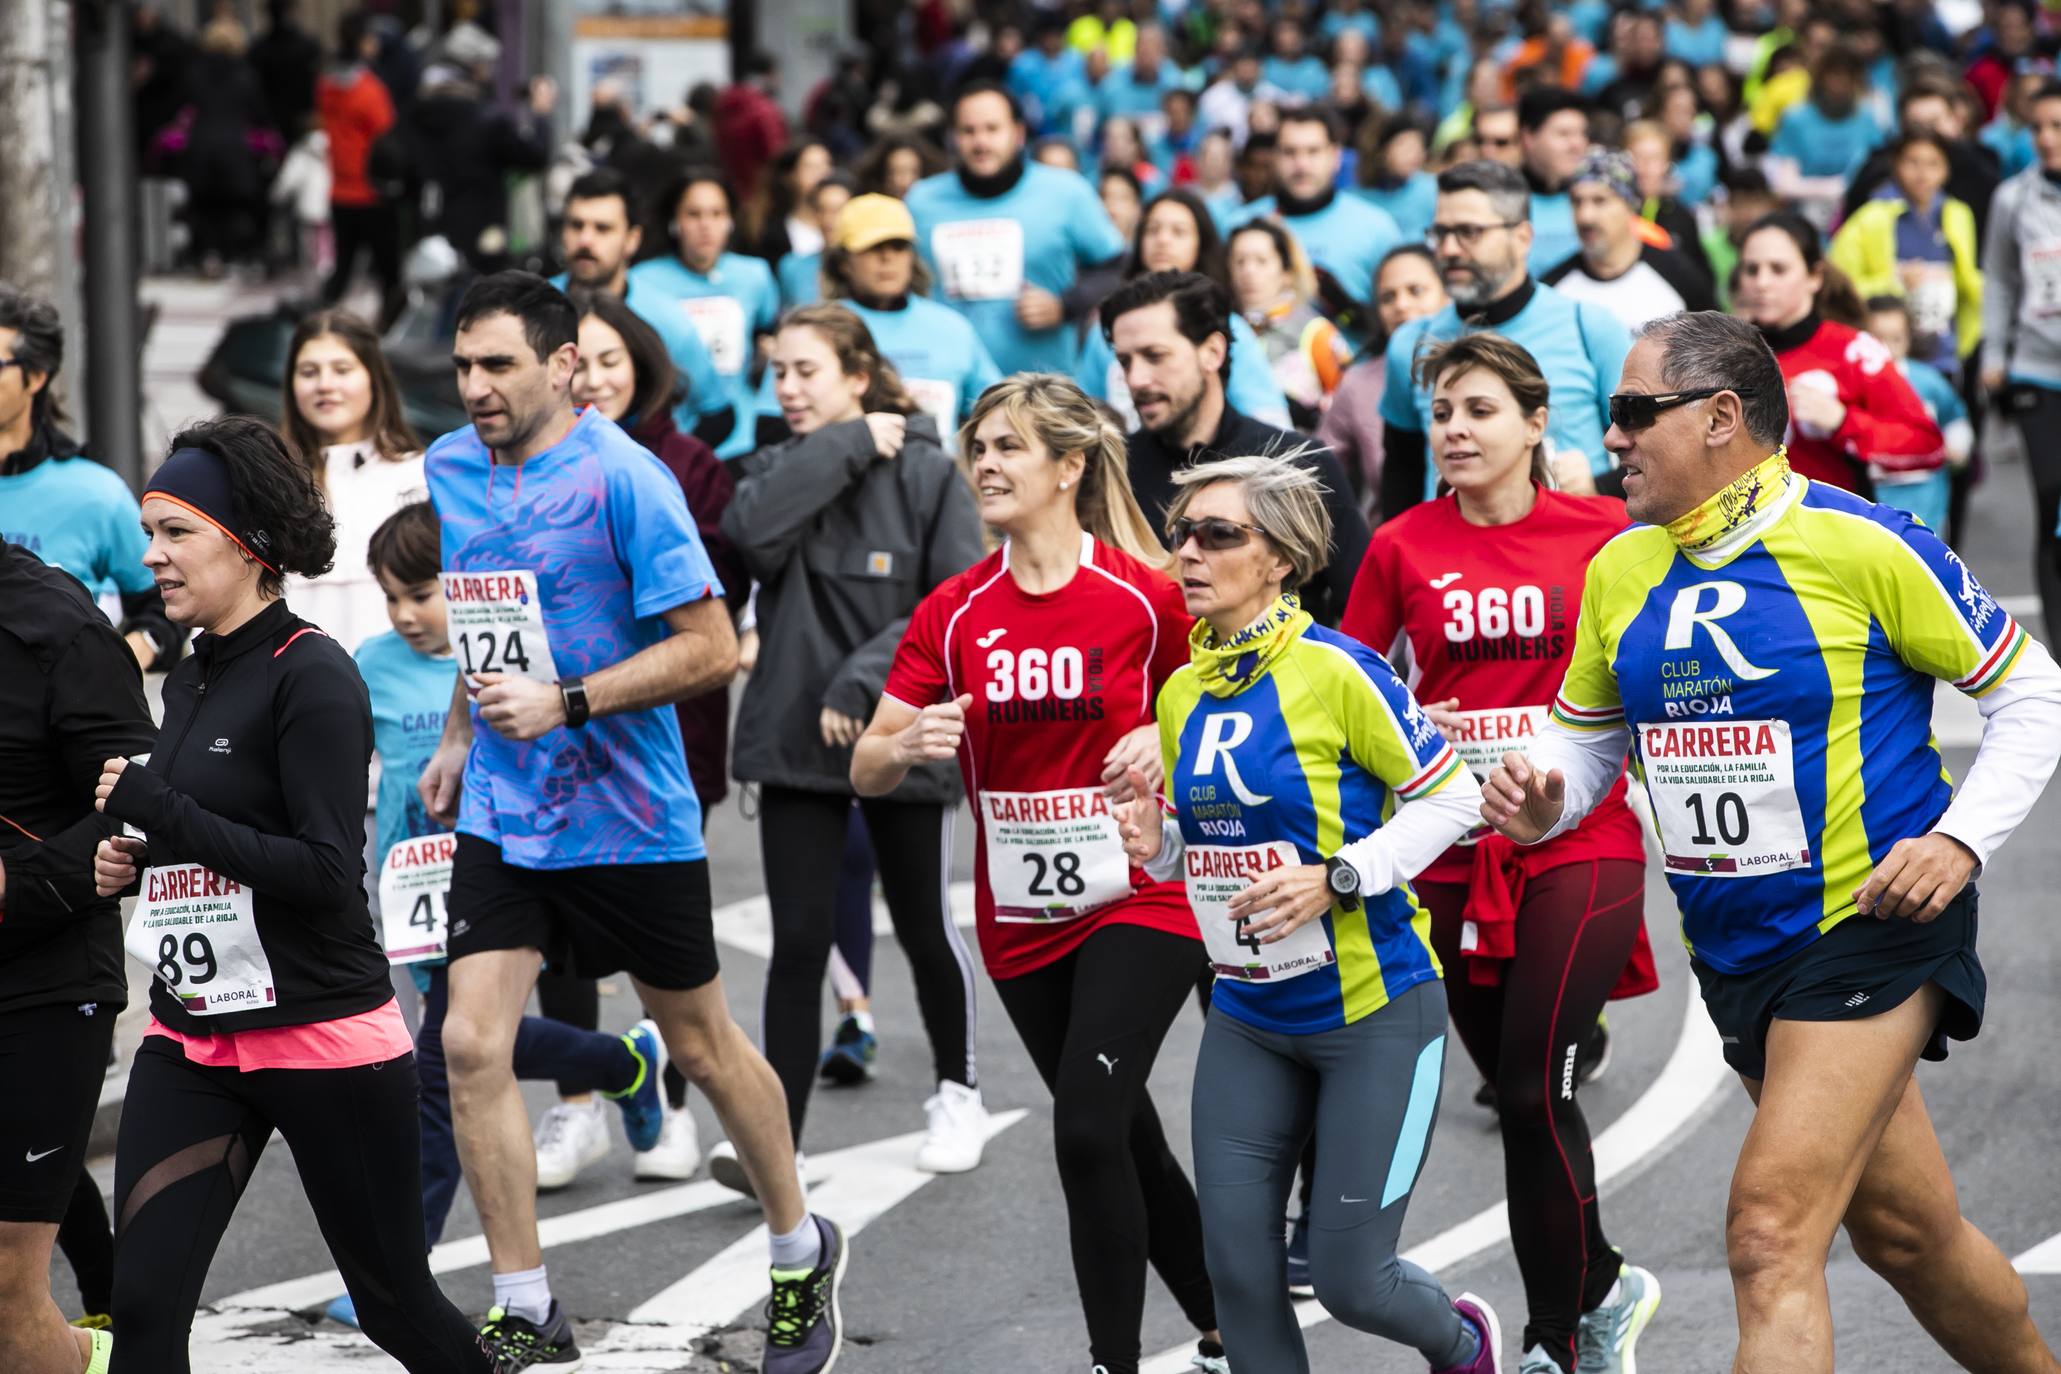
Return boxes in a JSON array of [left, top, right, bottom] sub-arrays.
[[1446, 705, 1548, 843], [1187, 840, 1337, 982], [982, 787, 1133, 921], [127, 863, 277, 1015], [442, 569, 562, 685], [380, 832, 456, 964], [1639, 719, 1810, 877]]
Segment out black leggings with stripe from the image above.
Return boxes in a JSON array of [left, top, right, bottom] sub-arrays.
[[110, 1037, 490, 1374], [1419, 858, 1647, 1371]]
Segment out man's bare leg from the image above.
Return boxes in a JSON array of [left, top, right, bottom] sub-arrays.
[[444, 947, 547, 1271], [0, 1221, 94, 1373]]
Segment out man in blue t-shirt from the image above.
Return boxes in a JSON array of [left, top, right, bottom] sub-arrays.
[[417, 272, 848, 1374], [1227, 108, 1404, 306], [906, 81, 1128, 377], [551, 168, 737, 452], [1518, 87, 1590, 275], [1379, 160, 1632, 520]]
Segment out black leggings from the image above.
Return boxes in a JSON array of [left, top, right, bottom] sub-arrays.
[[758, 786, 978, 1143], [58, 1170, 114, 1315], [993, 923, 1217, 1374], [1421, 859, 1646, 1370], [110, 1037, 489, 1374], [535, 968, 691, 1109], [2014, 387, 2061, 648]]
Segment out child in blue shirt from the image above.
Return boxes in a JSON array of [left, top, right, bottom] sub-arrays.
[[1863, 298, 1961, 536]]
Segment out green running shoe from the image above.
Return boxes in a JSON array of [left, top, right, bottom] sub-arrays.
[[1577, 1263, 1660, 1374], [480, 1300, 583, 1371]]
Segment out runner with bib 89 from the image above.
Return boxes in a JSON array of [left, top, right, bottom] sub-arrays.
[[853, 373, 1226, 1374], [1115, 454, 1503, 1374], [1481, 310, 2061, 1374], [1341, 332, 1660, 1374]]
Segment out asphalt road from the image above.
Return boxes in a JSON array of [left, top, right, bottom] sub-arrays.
[[54, 447, 2061, 1373]]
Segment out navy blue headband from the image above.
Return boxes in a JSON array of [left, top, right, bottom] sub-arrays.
[[142, 446, 279, 574]]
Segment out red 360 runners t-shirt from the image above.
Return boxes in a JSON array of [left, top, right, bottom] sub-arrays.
[[882, 533, 1200, 979], [1343, 487, 1648, 883]]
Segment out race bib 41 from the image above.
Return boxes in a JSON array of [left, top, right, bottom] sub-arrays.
[[380, 833, 456, 964]]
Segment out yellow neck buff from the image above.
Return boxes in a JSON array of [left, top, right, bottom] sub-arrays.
[[1664, 447, 1791, 553]]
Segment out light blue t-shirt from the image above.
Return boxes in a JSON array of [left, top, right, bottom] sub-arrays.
[[1381, 281, 1632, 484], [906, 163, 1127, 377], [778, 252, 823, 307], [425, 407, 723, 868], [625, 252, 782, 458], [1096, 62, 1192, 128], [1262, 56, 1332, 103], [547, 272, 731, 438], [1770, 103, 1883, 179], [1675, 142, 1719, 207], [1228, 193, 1405, 305], [1074, 310, 1292, 429], [755, 295, 1002, 438], [1983, 118, 2036, 179], [1354, 173, 1437, 242], [1010, 47, 1087, 133], [1321, 9, 1380, 44], [0, 455, 153, 602], [1361, 64, 1403, 112], [355, 629, 457, 860], [1528, 189, 1580, 276], [1665, 15, 1729, 67]]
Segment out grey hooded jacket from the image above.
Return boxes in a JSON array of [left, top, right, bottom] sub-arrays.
[[722, 413, 984, 803], [1982, 167, 2061, 387]]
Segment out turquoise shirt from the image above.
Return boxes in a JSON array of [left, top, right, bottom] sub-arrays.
[[1228, 193, 1405, 304], [755, 295, 1002, 437], [547, 271, 730, 435], [354, 630, 457, 860], [0, 455, 153, 602], [626, 253, 782, 458]]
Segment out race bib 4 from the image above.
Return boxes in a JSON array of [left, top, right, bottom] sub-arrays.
[[1187, 841, 1336, 982], [1639, 719, 1811, 877], [126, 863, 277, 1015], [981, 788, 1132, 922]]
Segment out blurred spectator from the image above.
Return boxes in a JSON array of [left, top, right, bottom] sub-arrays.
[[716, 51, 791, 202], [1096, 117, 1166, 196], [1189, 131, 1242, 220], [1541, 147, 1716, 328], [806, 49, 875, 160], [1472, 103, 1522, 169], [1621, 119, 1712, 282], [1666, 0, 1730, 70], [1829, 130, 1983, 380], [1099, 167, 1147, 244], [249, 0, 321, 142], [1984, 66, 2047, 179], [858, 136, 947, 199], [317, 10, 400, 323], [1594, 11, 1666, 120], [753, 140, 835, 265], [1096, 25, 1190, 137], [779, 172, 859, 306], [1263, 20, 1330, 104], [178, 19, 274, 275], [1863, 296, 1967, 536], [1225, 109, 1404, 310], [1770, 46, 1884, 181], [1198, 48, 1280, 147], [404, 68, 555, 274], [133, 6, 195, 157], [1702, 168, 1785, 311], [269, 122, 333, 280], [1843, 80, 2001, 240], [1011, 16, 1090, 135], [1517, 86, 1588, 272], [1227, 218, 1353, 431], [1355, 113, 1439, 241], [1967, 0, 2040, 119], [1320, 244, 1450, 516]]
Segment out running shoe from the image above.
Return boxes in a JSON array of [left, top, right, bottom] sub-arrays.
[[1576, 1013, 1612, 1088], [82, 1327, 111, 1374], [533, 1100, 609, 1191], [603, 1019, 667, 1153], [818, 1013, 879, 1086], [1516, 1345, 1564, 1374], [1285, 1209, 1315, 1297], [708, 1140, 812, 1200], [1436, 1292, 1503, 1374], [634, 1106, 702, 1180], [763, 1215, 847, 1374], [914, 1080, 989, 1173], [480, 1300, 582, 1371], [324, 1293, 360, 1328], [1576, 1263, 1659, 1374], [1191, 1336, 1232, 1371]]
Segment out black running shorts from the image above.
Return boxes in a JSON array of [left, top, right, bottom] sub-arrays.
[[444, 835, 721, 991], [1692, 886, 1985, 1081], [0, 1001, 117, 1222]]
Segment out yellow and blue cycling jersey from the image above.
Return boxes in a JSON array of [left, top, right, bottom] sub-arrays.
[[1157, 599, 1465, 1035], [1551, 450, 2030, 974]]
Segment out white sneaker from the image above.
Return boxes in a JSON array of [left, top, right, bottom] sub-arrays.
[[533, 1099, 609, 1191], [634, 1106, 703, 1181], [914, 1080, 988, 1174], [707, 1139, 810, 1199]]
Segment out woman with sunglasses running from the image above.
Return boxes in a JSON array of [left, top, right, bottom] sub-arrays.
[[1115, 454, 1497, 1374], [1342, 333, 1660, 1374], [853, 374, 1226, 1374]]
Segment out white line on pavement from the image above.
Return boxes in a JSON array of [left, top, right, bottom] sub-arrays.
[[1139, 984, 1731, 1372], [2014, 1232, 2061, 1275], [714, 882, 976, 960]]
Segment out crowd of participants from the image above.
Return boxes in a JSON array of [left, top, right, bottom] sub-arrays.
[[9, 2, 2061, 1373]]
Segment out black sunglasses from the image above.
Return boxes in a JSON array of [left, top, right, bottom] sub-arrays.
[[1608, 387, 1755, 432], [1170, 515, 1269, 551]]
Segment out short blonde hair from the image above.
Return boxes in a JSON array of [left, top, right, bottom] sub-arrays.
[[1166, 453, 1333, 591]]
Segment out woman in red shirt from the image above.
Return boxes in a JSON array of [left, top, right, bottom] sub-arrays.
[[1733, 210, 1944, 495], [852, 375, 1225, 1374], [1342, 333, 1660, 1374]]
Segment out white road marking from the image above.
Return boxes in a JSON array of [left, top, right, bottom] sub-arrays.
[[2014, 1231, 2061, 1275], [1140, 985, 1731, 1372], [714, 882, 976, 961]]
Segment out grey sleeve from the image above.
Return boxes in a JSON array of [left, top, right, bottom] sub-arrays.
[[1981, 183, 2023, 377], [720, 422, 878, 581]]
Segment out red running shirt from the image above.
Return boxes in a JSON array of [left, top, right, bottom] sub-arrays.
[[1770, 318, 1944, 491], [883, 534, 1200, 979], [1342, 487, 1649, 883]]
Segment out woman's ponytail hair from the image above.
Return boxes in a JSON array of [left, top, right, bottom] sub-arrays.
[[777, 304, 921, 416], [956, 373, 1172, 570]]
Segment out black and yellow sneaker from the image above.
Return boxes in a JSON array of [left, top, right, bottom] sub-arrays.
[[763, 1215, 847, 1374], [480, 1300, 583, 1372]]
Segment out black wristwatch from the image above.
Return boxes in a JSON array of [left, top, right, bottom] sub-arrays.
[[1323, 855, 1362, 911], [559, 675, 592, 729]]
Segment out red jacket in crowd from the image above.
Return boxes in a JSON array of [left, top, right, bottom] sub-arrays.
[[715, 81, 789, 201], [315, 65, 395, 208], [1767, 317, 1944, 492]]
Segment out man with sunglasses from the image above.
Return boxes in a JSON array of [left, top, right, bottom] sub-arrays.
[[1484, 309, 2061, 1374], [1107, 270, 1369, 626], [1378, 160, 1632, 523]]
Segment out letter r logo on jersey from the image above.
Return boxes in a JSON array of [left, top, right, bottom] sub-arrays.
[[1194, 712, 1273, 806], [1663, 582, 1777, 680]]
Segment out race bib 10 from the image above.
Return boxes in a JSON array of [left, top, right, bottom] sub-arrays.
[[933, 219, 1025, 302], [982, 788, 1133, 922], [379, 832, 456, 964], [442, 569, 562, 686], [1638, 719, 1810, 877], [126, 863, 277, 1015], [1187, 840, 1336, 983]]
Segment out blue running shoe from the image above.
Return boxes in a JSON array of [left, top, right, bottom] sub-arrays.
[[817, 1014, 878, 1087], [605, 1019, 667, 1153], [325, 1293, 359, 1328], [1285, 1208, 1314, 1298]]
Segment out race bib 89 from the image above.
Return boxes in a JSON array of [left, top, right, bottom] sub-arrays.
[[126, 863, 277, 1015]]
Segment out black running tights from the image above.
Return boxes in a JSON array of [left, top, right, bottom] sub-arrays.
[[1420, 859, 1646, 1370], [110, 1037, 490, 1374], [994, 923, 1218, 1374], [758, 786, 978, 1144]]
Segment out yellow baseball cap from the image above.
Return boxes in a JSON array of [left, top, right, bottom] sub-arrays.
[[834, 194, 918, 254]]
